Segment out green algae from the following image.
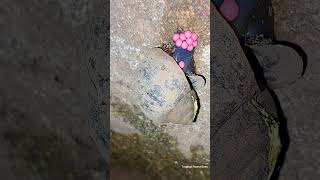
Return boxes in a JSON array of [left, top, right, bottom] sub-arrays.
[[111, 97, 210, 180], [250, 96, 282, 180]]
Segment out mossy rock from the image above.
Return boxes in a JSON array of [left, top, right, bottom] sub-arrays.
[[110, 97, 210, 180]]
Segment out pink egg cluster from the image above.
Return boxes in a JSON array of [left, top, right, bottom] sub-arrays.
[[172, 31, 198, 51], [178, 61, 185, 68]]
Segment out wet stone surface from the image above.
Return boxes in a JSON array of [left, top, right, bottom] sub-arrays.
[[110, 0, 210, 160], [0, 0, 106, 179], [271, 0, 320, 179]]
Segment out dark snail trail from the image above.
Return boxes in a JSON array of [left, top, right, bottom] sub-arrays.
[[185, 75, 202, 123]]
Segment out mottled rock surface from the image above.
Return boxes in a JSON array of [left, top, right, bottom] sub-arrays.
[[211, 5, 281, 180], [271, 0, 320, 179], [110, 0, 210, 159], [109, 0, 210, 179], [109, 1, 282, 179], [250, 44, 304, 89], [211, 5, 259, 135], [2, 0, 312, 179], [0, 0, 106, 179]]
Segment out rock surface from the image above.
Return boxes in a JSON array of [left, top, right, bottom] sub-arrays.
[[110, 0, 210, 159], [0, 0, 306, 179], [271, 0, 320, 179], [211, 5, 281, 180], [211, 5, 260, 135], [249, 44, 304, 89], [109, 0, 211, 179], [109, 1, 281, 179], [0, 0, 106, 179]]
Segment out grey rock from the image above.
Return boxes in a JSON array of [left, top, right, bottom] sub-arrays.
[[0, 0, 106, 179], [188, 75, 206, 90], [110, 0, 196, 125], [212, 100, 270, 180], [250, 44, 303, 89], [211, 5, 260, 135], [108, 1, 211, 177], [134, 49, 195, 124], [211, 5, 281, 180], [271, 0, 320, 179]]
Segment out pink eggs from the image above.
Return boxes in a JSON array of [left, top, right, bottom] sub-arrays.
[[192, 40, 198, 48], [180, 33, 186, 41], [173, 33, 180, 41], [179, 61, 185, 68], [185, 31, 192, 38], [191, 33, 198, 41], [176, 39, 182, 47], [187, 45, 194, 51], [186, 38, 193, 45], [181, 41, 188, 49], [173, 31, 199, 51]]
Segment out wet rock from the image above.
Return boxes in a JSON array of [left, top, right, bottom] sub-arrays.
[[108, 0, 211, 178], [109, 0, 210, 157], [249, 44, 303, 89], [110, 1, 195, 125], [211, 5, 281, 180], [135, 49, 197, 124], [213, 100, 270, 180], [0, 0, 106, 179], [211, 5, 259, 135], [270, 0, 320, 179], [102, 1, 280, 180]]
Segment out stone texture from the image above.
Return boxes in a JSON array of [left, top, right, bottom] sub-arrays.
[[249, 44, 303, 89], [109, 1, 282, 179], [110, 0, 210, 159], [0, 0, 306, 179], [211, 4, 281, 180], [0, 0, 106, 179], [271, 0, 320, 179], [211, 5, 260, 135], [212, 101, 270, 180], [108, 0, 211, 179]]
